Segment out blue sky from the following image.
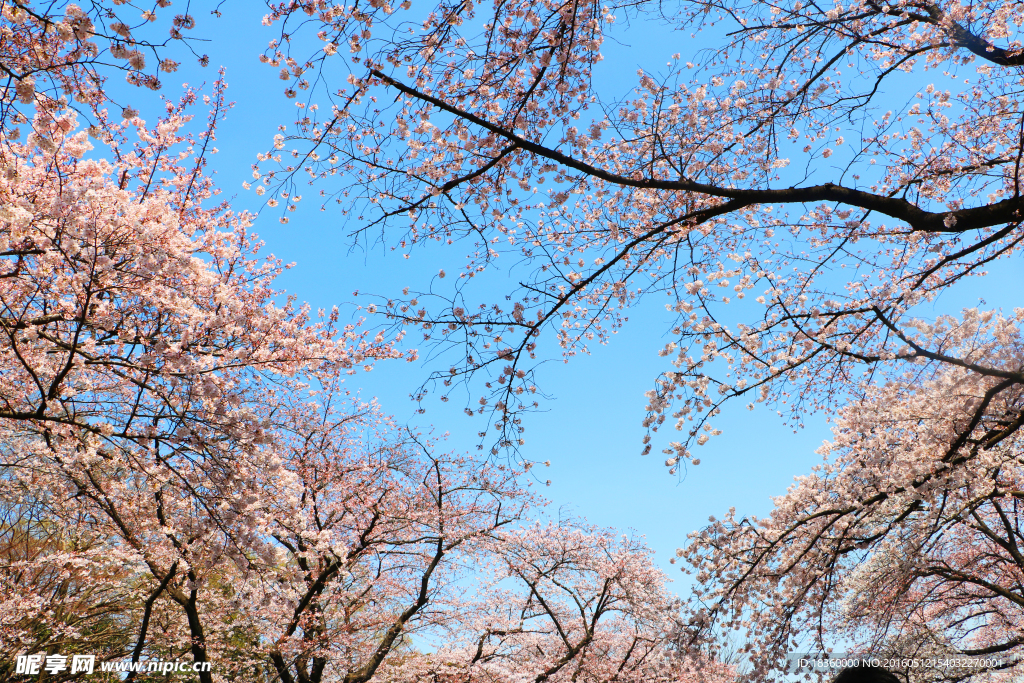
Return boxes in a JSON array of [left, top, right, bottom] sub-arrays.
[[108, 1, 1023, 587]]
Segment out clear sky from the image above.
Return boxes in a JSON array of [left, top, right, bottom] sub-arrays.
[[107, 1, 1023, 587]]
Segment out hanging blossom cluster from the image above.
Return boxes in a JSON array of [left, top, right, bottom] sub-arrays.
[[253, 0, 1024, 463]]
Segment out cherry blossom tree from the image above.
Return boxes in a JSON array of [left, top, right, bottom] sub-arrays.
[[679, 315, 1024, 681], [379, 520, 735, 683], [249, 381, 533, 683], [0, 70, 399, 678], [253, 0, 1023, 461]]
